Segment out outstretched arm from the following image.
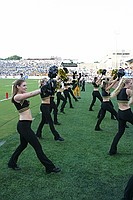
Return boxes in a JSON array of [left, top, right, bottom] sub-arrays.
[[14, 89, 41, 102], [106, 77, 119, 90]]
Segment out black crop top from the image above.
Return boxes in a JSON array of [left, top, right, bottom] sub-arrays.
[[102, 88, 110, 97], [117, 88, 129, 101], [12, 97, 30, 113], [92, 82, 99, 88]]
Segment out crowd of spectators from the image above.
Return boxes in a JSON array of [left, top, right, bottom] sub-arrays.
[[0, 58, 96, 83], [0, 58, 61, 77]]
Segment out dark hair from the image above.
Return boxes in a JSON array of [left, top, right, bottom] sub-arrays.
[[117, 68, 125, 78], [101, 78, 109, 89], [102, 69, 107, 75], [94, 77, 98, 82]]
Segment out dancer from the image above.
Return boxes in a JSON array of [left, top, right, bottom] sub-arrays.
[[68, 83, 78, 102], [109, 78, 133, 155], [36, 78, 64, 141], [63, 81, 74, 109], [81, 77, 85, 91], [121, 175, 133, 200], [56, 80, 67, 114], [50, 94, 61, 125], [95, 77, 118, 131], [8, 79, 61, 173], [89, 76, 103, 111]]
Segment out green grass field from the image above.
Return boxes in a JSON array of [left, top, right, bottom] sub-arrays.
[[0, 79, 133, 200]]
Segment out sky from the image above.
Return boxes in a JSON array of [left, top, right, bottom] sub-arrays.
[[0, 0, 132, 62]]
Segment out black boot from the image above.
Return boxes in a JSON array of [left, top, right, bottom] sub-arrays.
[[95, 125, 102, 131], [109, 146, 117, 155]]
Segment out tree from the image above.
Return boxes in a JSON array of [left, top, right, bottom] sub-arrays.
[[5, 55, 22, 60]]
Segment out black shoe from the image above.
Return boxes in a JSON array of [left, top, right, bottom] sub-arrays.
[[95, 127, 102, 131], [75, 99, 78, 101], [54, 122, 61, 125], [46, 167, 61, 174], [54, 137, 64, 141], [109, 151, 117, 156], [70, 106, 74, 108], [60, 111, 65, 114], [8, 164, 21, 170], [109, 147, 117, 155]]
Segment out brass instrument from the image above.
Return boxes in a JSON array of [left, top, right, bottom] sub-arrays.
[[58, 68, 69, 82]]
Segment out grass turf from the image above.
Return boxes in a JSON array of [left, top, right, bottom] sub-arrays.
[[0, 79, 133, 200]]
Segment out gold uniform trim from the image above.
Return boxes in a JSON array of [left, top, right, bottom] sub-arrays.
[[117, 100, 129, 103], [18, 107, 30, 113]]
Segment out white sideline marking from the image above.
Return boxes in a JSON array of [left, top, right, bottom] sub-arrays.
[[0, 97, 11, 102]]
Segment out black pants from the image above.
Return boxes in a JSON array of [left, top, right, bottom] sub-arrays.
[[8, 120, 55, 170], [68, 87, 78, 101], [81, 83, 85, 91], [63, 89, 73, 108], [50, 97, 58, 123], [123, 175, 133, 200], [97, 100, 116, 119], [89, 91, 103, 110], [56, 92, 67, 112], [109, 108, 133, 153], [36, 104, 60, 139], [95, 101, 118, 129]]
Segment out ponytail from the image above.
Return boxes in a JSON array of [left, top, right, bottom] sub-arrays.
[[11, 79, 25, 102]]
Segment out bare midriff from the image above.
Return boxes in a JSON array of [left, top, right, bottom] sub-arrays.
[[41, 96, 50, 104], [117, 101, 130, 110], [103, 96, 110, 102], [19, 109, 32, 120]]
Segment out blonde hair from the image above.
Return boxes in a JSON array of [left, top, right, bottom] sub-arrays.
[[111, 78, 131, 98], [11, 79, 25, 102]]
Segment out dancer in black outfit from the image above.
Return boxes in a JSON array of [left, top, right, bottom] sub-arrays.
[[81, 77, 85, 91], [68, 85, 78, 101], [36, 78, 64, 141], [121, 175, 133, 200], [56, 80, 67, 113], [89, 76, 103, 111], [95, 77, 118, 131], [109, 78, 133, 155], [50, 95, 61, 125], [8, 79, 61, 174], [63, 82, 74, 108]]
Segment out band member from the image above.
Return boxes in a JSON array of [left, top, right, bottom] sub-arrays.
[[72, 72, 81, 99]]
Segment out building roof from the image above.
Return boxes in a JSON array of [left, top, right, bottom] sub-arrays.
[[61, 62, 77, 67]]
